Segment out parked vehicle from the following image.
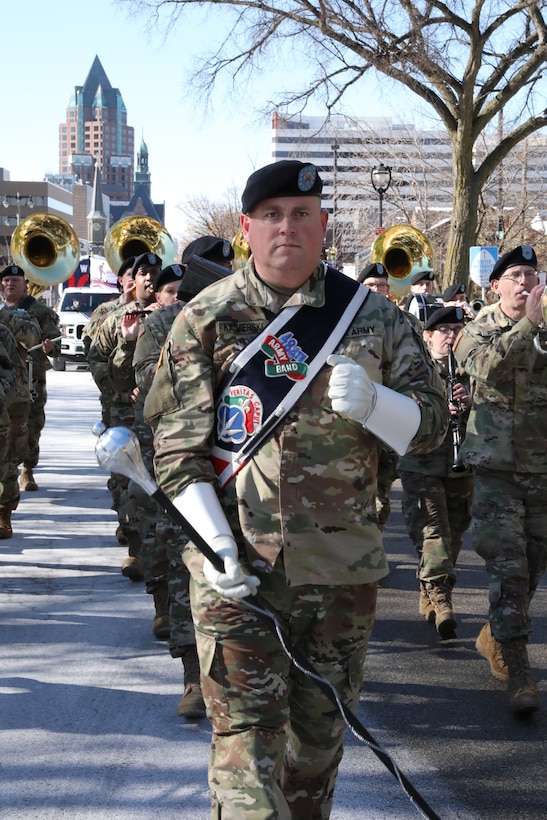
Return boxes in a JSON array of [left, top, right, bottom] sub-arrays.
[[52, 286, 117, 371]]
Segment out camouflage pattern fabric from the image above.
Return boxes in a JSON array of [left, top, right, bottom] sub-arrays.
[[14, 297, 61, 469], [0, 307, 41, 511], [83, 297, 124, 427], [374, 446, 399, 531], [185, 545, 377, 819], [0, 325, 18, 495], [455, 304, 547, 641], [144, 260, 448, 816], [471, 469, 547, 641], [133, 300, 194, 655], [399, 470, 473, 587], [398, 353, 473, 587], [145, 262, 448, 588]]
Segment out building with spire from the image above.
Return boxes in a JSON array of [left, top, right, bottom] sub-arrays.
[[110, 131, 166, 226], [59, 55, 134, 202], [87, 161, 108, 253]]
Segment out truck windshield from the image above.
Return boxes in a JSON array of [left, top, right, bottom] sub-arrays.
[[58, 291, 117, 316]]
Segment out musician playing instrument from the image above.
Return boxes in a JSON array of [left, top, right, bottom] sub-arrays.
[[398, 305, 472, 640], [454, 244, 547, 716]]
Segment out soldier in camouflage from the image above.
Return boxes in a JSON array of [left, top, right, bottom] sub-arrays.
[[454, 244, 547, 716], [0, 265, 61, 492], [0, 292, 42, 537], [88, 252, 162, 580], [144, 160, 448, 819], [399, 305, 473, 640]]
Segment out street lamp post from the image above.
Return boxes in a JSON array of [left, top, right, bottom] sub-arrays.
[[371, 163, 392, 229], [2, 191, 35, 226]]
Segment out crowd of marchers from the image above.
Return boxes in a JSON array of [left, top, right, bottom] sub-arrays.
[[4, 159, 547, 819]]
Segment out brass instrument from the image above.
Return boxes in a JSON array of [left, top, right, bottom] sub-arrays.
[[371, 224, 436, 297], [232, 228, 250, 270], [104, 215, 176, 274], [533, 286, 547, 354], [11, 213, 80, 296]]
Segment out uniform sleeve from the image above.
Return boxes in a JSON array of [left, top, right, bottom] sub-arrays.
[[454, 312, 537, 386], [145, 307, 217, 499]]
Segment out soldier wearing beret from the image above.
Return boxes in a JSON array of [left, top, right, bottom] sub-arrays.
[[154, 264, 185, 307], [144, 159, 448, 816], [398, 305, 473, 639], [0, 264, 61, 493], [181, 235, 234, 268], [88, 251, 162, 581], [454, 244, 547, 715]]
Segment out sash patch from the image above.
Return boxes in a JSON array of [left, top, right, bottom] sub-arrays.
[[262, 332, 309, 380], [217, 386, 263, 446]]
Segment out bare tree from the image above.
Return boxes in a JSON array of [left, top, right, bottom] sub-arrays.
[[123, 0, 547, 289], [176, 185, 242, 250]]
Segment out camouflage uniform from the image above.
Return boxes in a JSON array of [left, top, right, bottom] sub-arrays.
[[0, 306, 41, 519], [132, 301, 194, 654], [398, 355, 473, 589], [455, 303, 547, 642], [0, 324, 18, 501], [88, 300, 143, 562], [82, 295, 124, 428], [10, 295, 61, 472], [145, 261, 448, 818]]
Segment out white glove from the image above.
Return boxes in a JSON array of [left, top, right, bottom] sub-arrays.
[[173, 482, 260, 600], [203, 535, 261, 599], [327, 354, 377, 424]]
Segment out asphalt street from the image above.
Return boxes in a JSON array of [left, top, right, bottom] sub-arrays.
[[1, 368, 546, 819]]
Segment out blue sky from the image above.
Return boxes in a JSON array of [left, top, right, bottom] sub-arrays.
[[2, 0, 410, 239]]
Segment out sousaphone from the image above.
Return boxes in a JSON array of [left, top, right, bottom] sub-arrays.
[[11, 213, 81, 296]]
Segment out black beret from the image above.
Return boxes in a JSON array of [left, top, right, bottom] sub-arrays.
[[241, 160, 323, 214], [489, 245, 537, 282], [357, 262, 388, 283], [0, 264, 25, 280], [154, 264, 185, 291], [424, 305, 466, 330], [117, 256, 136, 277], [131, 252, 163, 277], [410, 269, 435, 286], [442, 282, 467, 301], [181, 236, 234, 266]]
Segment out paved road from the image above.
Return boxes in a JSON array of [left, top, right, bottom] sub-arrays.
[[1, 369, 545, 819]]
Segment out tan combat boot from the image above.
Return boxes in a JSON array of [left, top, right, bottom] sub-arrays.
[[428, 583, 457, 640], [20, 466, 39, 491], [151, 583, 170, 640], [0, 507, 13, 539], [501, 638, 540, 716], [475, 622, 508, 681], [121, 531, 144, 581], [178, 646, 206, 719], [419, 583, 435, 623]]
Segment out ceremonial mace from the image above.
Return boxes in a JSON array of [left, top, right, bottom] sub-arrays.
[[94, 423, 440, 820]]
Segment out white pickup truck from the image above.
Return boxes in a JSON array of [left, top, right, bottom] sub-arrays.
[[52, 286, 118, 370]]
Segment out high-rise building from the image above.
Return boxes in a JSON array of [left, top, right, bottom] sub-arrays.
[[59, 56, 134, 203]]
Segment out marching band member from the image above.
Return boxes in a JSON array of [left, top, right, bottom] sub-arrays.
[[455, 244, 547, 716], [145, 160, 448, 818]]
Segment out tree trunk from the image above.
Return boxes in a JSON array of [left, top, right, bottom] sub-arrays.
[[442, 130, 481, 292]]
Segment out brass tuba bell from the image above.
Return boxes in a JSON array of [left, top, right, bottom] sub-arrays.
[[104, 215, 176, 274], [371, 224, 436, 296], [11, 213, 80, 295], [232, 228, 250, 270]]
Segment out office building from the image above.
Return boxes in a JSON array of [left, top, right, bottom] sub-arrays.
[[59, 55, 134, 203]]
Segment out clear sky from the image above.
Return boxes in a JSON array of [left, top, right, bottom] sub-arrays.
[[2, 0, 413, 239]]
